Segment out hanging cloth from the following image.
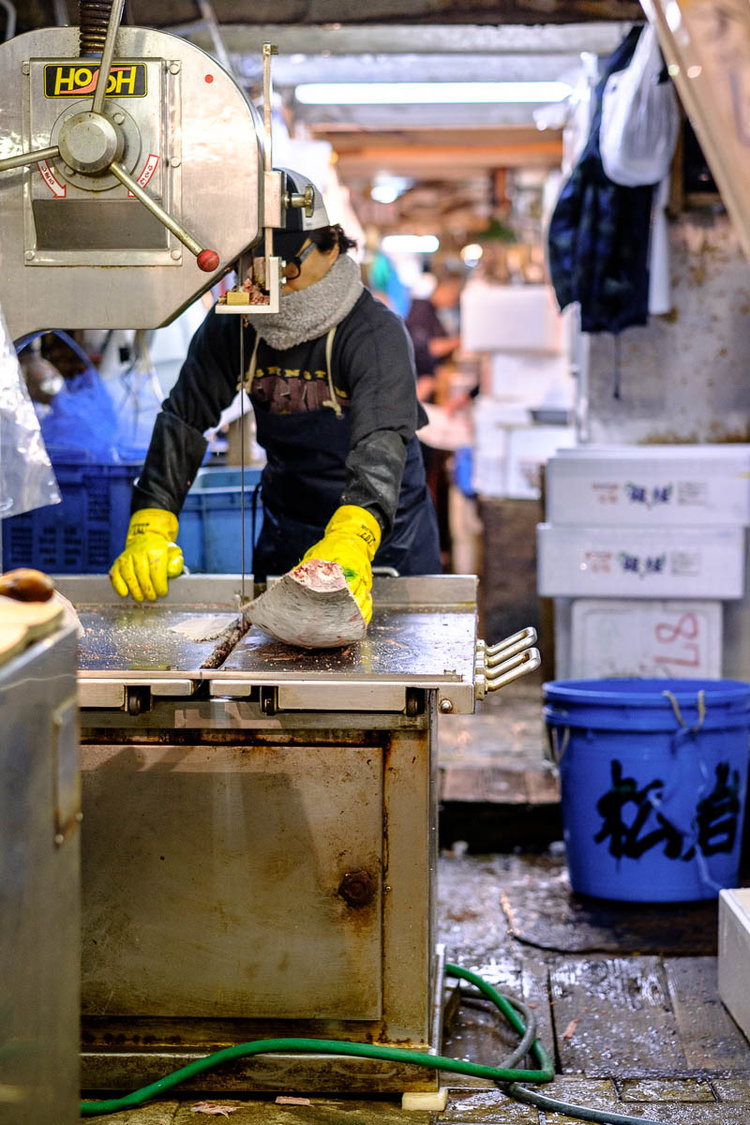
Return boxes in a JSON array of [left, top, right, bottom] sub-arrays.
[[547, 27, 657, 336]]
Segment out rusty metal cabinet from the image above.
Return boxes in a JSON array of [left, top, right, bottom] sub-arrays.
[[0, 626, 79, 1125]]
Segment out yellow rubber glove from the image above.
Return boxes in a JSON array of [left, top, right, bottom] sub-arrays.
[[109, 508, 184, 602], [301, 505, 382, 624]]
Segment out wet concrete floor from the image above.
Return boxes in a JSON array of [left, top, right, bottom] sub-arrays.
[[82, 680, 750, 1123], [83, 850, 750, 1125]]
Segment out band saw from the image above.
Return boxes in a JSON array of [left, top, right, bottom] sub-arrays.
[[0, 2, 541, 1104], [55, 573, 538, 1095]]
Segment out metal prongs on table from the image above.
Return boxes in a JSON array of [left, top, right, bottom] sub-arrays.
[[474, 627, 541, 699]]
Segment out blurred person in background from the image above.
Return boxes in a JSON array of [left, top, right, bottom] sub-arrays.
[[406, 268, 460, 570]]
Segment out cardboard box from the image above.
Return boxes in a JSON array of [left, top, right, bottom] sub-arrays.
[[547, 445, 750, 526], [554, 598, 722, 679], [537, 523, 745, 599], [719, 889, 750, 1043]]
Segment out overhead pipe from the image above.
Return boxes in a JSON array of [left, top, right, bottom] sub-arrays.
[[195, 0, 237, 79], [0, 0, 16, 41], [52, 0, 70, 25]]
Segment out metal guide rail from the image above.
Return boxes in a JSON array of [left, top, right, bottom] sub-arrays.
[[55, 574, 540, 717]]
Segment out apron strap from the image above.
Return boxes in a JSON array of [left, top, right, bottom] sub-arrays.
[[321, 325, 343, 418], [239, 331, 261, 391]]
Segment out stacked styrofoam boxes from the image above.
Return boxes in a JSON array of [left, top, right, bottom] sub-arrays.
[[460, 283, 577, 500], [471, 400, 577, 499], [471, 400, 513, 498], [538, 445, 750, 678]]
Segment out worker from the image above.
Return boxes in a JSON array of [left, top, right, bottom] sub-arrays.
[[109, 169, 441, 625]]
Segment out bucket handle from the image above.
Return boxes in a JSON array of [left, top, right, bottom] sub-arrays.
[[547, 725, 570, 765], [658, 687, 706, 804], [657, 688, 724, 895], [551, 691, 706, 767], [662, 688, 706, 740]]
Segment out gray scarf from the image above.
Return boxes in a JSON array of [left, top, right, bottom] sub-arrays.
[[246, 253, 363, 350]]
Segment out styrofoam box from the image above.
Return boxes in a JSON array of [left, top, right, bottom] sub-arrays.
[[473, 396, 530, 438], [472, 399, 576, 498], [547, 444, 750, 526], [719, 889, 750, 1042], [486, 350, 573, 403], [472, 422, 576, 500], [537, 523, 745, 599], [460, 283, 563, 354], [554, 598, 722, 679], [505, 425, 576, 500], [472, 450, 507, 498]]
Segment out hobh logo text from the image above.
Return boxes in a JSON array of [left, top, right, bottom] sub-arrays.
[[44, 63, 147, 98]]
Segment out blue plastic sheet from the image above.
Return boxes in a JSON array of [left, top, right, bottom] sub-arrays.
[[27, 331, 120, 464]]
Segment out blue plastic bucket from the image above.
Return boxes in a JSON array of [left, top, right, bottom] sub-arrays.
[[544, 678, 750, 902]]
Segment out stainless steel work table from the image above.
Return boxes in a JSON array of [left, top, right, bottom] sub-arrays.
[[61, 574, 482, 717]]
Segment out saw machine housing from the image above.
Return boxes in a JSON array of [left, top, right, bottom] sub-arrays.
[[0, 26, 268, 338]]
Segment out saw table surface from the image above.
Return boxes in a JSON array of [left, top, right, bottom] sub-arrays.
[[73, 603, 475, 679], [220, 606, 475, 680], [57, 575, 479, 693], [74, 604, 239, 673]]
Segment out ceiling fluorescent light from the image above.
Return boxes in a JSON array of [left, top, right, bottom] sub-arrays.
[[381, 235, 439, 254], [295, 81, 572, 105], [460, 243, 484, 265], [371, 174, 414, 204], [371, 183, 401, 204]]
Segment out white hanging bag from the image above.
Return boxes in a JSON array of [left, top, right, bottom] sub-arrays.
[[600, 24, 680, 187]]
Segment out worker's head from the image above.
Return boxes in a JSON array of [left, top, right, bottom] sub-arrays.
[[274, 168, 356, 291]]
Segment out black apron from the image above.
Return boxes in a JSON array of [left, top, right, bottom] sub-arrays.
[[247, 331, 440, 579]]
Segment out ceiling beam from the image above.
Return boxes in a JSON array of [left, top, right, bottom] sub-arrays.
[[319, 127, 557, 149], [180, 22, 635, 61], [133, 2, 641, 28], [295, 101, 561, 128], [19, 1, 643, 31], [329, 138, 564, 179]]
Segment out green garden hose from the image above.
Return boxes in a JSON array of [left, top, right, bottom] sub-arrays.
[[80, 963, 678, 1125]]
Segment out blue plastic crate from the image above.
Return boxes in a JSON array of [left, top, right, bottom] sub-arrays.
[[178, 466, 264, 573], [2, 461, 141, 573]]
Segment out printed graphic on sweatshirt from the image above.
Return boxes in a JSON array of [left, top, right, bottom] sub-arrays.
[[250, 366, 348, 414]]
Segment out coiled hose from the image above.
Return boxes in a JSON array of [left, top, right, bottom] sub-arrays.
[[80, 963, 679, 1125]]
